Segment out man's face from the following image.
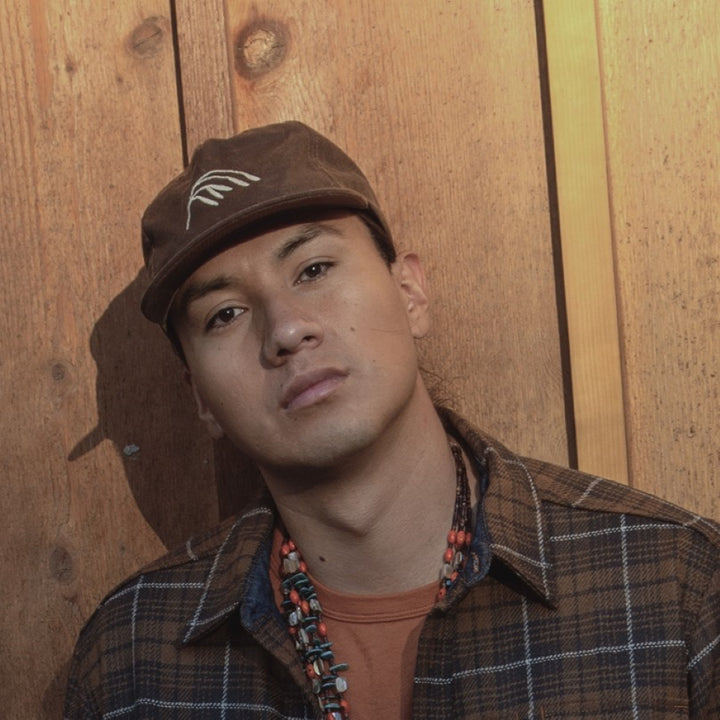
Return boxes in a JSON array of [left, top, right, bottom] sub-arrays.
[[173, 212, 430, 476]]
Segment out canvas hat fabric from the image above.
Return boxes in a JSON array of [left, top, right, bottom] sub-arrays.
[[140, 121, 392, 325]]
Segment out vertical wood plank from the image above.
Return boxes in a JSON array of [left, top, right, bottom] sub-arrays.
[[174, 0, 235, 150], [0, 1, 216, 716], [596, 0, 720, 518], [541, 0, 629, 482]]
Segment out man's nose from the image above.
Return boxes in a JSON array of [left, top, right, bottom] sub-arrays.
[[260, 294, 323, 364]]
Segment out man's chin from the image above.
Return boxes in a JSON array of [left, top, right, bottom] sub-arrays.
[[251, 422, 380, 478]]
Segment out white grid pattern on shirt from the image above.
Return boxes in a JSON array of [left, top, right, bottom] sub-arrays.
[[102, 698, 311, 719], [184, 507, 273, 642], [106, 581, 207, 604], [620, 514, 639, 720], [485, 447, 551, 598], [415, 510, 695, 718], [688, 633, 720, 670], [550, 521, 682, 543], [414, 638, 688, 687], [570, 476, 603, 507], [221, 637, 231, 720], [130, 575, 143, 697], [521, 596, 535, 718]]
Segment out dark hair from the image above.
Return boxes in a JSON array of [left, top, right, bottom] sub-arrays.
[[358, 213, 396, 266]]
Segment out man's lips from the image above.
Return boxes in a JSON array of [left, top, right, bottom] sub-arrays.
[[281, 369, 348, 411]]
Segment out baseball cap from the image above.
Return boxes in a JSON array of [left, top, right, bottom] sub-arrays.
[[140, 121, 393, 325]]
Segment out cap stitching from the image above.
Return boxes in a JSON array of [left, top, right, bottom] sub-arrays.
[[186, 170, 262, 230]]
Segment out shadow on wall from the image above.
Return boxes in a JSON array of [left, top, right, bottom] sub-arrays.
[[68, 269, 263, 550]]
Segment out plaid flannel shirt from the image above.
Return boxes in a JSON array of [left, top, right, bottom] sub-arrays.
[[65, 410, 720, 718]]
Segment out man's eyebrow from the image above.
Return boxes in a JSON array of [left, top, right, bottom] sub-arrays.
[[173, 275, 234, 319], [172, 222, 344, 320], [276, 222, 343, 260]]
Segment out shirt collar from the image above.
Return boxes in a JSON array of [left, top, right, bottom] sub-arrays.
[[440, 409, 557, 607], [181, 496, 277, 645]]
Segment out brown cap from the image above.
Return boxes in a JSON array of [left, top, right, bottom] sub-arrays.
[[140, 121, 393, 325]]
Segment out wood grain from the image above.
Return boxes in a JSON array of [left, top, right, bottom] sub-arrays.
[[596, 0, 720, 517], [542, 0, 629, 482], [174, 0, 235, 151], [0, 1, 213, 716]]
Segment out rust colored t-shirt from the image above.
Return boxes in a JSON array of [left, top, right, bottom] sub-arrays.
[[270, 527, 437, 719]]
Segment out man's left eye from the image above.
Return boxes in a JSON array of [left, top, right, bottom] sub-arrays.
[[206, 306, 244, 330], [297, 262, 332, 283]]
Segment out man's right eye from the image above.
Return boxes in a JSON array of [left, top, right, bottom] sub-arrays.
[[206, 306, 244, 330]]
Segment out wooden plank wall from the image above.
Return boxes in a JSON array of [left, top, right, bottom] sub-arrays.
[[542, 0, 718, 517], [0, 1, 217, 714], [1, 1, 716, 717], [542, 1, 628, 482], [596, 0, 719, 517]]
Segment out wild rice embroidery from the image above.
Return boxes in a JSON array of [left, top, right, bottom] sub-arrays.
[[186, 169, 261, 230]]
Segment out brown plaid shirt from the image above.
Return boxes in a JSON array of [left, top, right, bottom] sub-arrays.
[[65, 411, 719, 718]]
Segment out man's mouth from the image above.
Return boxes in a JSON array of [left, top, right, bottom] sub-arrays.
[[281, 369, 348, 411]]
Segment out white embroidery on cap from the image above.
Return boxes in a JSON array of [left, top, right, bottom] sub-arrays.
[[186, 170, 261, 230]]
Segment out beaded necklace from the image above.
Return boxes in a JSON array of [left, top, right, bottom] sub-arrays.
[[278, 442, 471, 720]]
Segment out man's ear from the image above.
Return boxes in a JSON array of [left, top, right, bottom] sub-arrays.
[[185, 370, 225, 440], [392, 251, 430, 339]]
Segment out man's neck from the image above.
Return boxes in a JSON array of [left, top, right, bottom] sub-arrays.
[[261, 395, 473, 595]]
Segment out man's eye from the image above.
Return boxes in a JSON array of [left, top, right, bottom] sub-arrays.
[[297, 262, 333, 283], [206, 306, 243, 330]]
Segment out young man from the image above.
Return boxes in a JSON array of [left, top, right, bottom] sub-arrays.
[[66, 121, 719, 718]]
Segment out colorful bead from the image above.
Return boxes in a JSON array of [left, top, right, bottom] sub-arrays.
[[280, 538, 350, 720], [283, 553, 300, 573], [335, 676, 348, 693], [436, 442, 472, 602]]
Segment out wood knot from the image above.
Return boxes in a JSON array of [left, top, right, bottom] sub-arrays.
[[49, 545, 75, 585], [51, 363, 66, 382], [49, 360, 75, 409], [235, 20, 288, 79], [128, 17, 167, 58]]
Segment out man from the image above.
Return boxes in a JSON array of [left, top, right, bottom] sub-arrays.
[[66, 121, 719, 718]]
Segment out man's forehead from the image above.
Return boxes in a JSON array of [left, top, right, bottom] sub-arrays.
[[192, 211, 361, 272]]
